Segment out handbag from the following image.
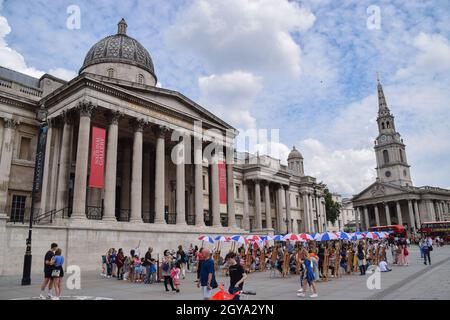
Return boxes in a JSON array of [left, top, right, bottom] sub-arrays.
[[51, 269, 61, 277]]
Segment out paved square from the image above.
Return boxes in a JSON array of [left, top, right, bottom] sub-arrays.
[[1, 246, 449, 300]]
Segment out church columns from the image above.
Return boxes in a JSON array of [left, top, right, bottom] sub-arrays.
[[407, 200, 415, 232], [153, 126, 167, 224], [129, 119, 145, 223], [396, 201, 403, 226], [210, 152, 221, 227], [55, 112, 73, 211], [103, 111, 121, 221], [364, 206, 370, 229], [264, 181, 272, 229], [356, 207, 361, 231], [193, 137, 205, 227], [303, 193, 310, 232], [175, 136, 186, 226], [0, 118, 19, 211], [414, 200, 421, 229], [284, 186, 292, 233], [72, 102, 95, 220], [242, 181, 250, 231], [374, 204, 380, 226], [384, 203, 391, 226], [254, 179, 262, 230], [276, 185, 284, 233]]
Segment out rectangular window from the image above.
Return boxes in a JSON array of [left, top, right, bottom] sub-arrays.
[[296, 196, 299, 208], [10, 195, 26, 222], [19, 137, 32, 161], [236, 185, 240, 199], [202, 175, 206, 190]]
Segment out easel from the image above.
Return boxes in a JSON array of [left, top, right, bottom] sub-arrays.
[[282, 250, 290, 278], [322, 243, 330, 281], [295, 246, 301, 275], [244, 247, 252, 273], [259, 246, 266, 272], [346, 246, 354, 274], [334, 242, 341, 278]]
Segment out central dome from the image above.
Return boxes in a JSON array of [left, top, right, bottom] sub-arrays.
[[80, 19, 156, 82]]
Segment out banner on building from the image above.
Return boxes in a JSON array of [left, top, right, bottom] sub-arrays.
[[89, 127, 106, 188], [218, 162, 227, 204], [32, 123, 48, 198]]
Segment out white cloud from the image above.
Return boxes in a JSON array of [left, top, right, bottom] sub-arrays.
[[299, 139, 376, 195], [166, 0, 315, 79], [0, 15, 76, 81], [198, 71, 262, 129], [396, 33, 450, 79]]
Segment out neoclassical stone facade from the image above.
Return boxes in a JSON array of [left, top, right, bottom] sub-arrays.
[[0, 19, 331, 276], [352, 78, 450, 232]]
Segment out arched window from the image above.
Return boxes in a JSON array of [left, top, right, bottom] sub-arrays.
[[381, 122, 385, 129], [386, 121, 390, 128], [383, 150, 389, 164], [138, 74, 145, 85], [399, 149, 404, 162], [107, 68, 115, 78]]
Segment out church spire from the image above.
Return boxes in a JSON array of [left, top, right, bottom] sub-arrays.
[[117, 18, 127, 35], [377, 73, 389, 114]]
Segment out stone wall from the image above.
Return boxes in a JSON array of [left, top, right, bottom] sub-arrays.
[[0, 215, 248, 276]]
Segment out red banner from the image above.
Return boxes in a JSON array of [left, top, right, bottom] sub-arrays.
[[89, 127, 106, 188], [218, 162, 227, 204]]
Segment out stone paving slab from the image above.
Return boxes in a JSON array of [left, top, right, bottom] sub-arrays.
[[1, 246, 449, 300]]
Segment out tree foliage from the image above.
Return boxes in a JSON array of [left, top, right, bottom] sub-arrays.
[[324, 188, 341, 224]]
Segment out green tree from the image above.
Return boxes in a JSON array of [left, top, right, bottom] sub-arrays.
[[324, 188, 341, 224]]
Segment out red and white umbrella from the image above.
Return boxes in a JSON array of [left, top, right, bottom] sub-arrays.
[[246, 235, 262, 242], [198, 235, 214, 244], [365, 232, 380, 240], [231, 235, 247, 244], [283, 233, 302, 242], [214, 235, 231, 242], [298, 233, 314, 241]]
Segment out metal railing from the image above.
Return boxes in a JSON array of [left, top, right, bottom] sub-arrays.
[[33, 207, 71, 224], [86, 206, 103, 220], [165, 212, 176, 225], [204, 211, 212, 226], [187, 214, 196, 226], [116, 209, 130, 222], [143, 211, 155, 223]]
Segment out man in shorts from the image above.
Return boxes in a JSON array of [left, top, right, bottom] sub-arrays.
[[197, 248, 217, 300], [39, 243, 58, 299]]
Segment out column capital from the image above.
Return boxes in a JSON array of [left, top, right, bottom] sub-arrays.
[[106, 110, 124, 125], [3, 118, 19, 129], [152, 125, 170, 138], [130, 118, 148, 132], [61, 109, 76, 125], [76, 100, 96, 118]]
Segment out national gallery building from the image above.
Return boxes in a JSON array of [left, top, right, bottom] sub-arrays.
[[0, 20, 326, 274]]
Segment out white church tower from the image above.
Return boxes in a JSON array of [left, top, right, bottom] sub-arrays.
[[374, 76, 413, 186]]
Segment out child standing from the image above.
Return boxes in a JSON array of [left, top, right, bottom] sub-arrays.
[[171, 262, 181, 293], [149, 258, 157, 284]]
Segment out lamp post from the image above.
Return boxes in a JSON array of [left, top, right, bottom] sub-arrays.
[[21, 122, 48, 285]]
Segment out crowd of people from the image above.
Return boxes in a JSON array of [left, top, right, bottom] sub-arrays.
[[38, 234, 439, 300]]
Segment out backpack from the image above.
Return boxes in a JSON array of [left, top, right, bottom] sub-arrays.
[[357, 252, 364, 260], [162, 262, 170, 272]]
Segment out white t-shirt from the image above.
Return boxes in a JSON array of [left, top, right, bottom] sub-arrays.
[[379, 261, 389, 272]]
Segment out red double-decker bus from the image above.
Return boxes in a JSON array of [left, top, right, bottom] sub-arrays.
[[418, 221, 450, 241], [368, 225, 407, 239]]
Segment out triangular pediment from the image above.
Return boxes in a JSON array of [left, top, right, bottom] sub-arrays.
[[353, 181, 408, 201]]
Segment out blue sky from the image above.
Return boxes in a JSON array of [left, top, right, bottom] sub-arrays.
[[1, 0, 449, 196]]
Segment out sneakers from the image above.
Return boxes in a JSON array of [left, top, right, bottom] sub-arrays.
[[51, 296, 60, 300], [39, 293, 46, 300], [47, 293, 54, 299], [297, 292, 306, 297], [297, 288, 304, 293], [310, 293, 318, 298]]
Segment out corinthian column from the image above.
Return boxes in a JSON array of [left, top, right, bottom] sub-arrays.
[[264, 182, 272, 229], [55, 111, 74, 211], [210, 151, 221, 227], [194, 136, 205, 227], [374, 204, 380, 226], [72, 101, 95, 220], [414, 200, 421, 229], [153, 125, 168, 224], [385, 203, 391, 226], [243, 181, 250, 230], [175, 136, 186, 225], [0, 118, 19, 211], [254, 180, 262, 230], [396, 201, 403, 226], [284, 186, 291, 233], [129, 119, 146, 223], [103, 111, 122, 221]]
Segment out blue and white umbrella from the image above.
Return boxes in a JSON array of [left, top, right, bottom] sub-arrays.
[[198, 235, 214, 244], [316, 232, 339, 241], [351, 232, 366, 241], [337, 232, 351, 240], [272, 235, 284, 241], [230, 235, 247, 244]]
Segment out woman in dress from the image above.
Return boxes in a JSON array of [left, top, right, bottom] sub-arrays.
[[51, 248, 64, 300], [297, 250, 318, 298]]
